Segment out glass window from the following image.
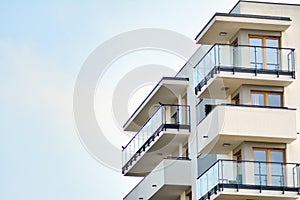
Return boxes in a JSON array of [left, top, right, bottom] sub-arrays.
[[250, 38, 263, 69], [268, 94, 281, 107], [232, 94, 240, 105], [249, 36, 280, 70], [266, 39, 279, 70], [253, 148, 285, 186], [251, 91, 282, 107], [254, 150, 268, 185], [266, 38, 279, 48], [270, 151, 284, 186], [270, 151, 284, 162], [252, 93, 265, 106], [254, 150, 267, 162]]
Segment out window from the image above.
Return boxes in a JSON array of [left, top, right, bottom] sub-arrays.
[[234, 150, 243, 184], [249, 35, 281, 70], [186, 192, 192, 200], [251, 91, 282, 107], [235, 150, 242, 161], [253, 148, 285, 186], [232, 38, 239, 67], [232, 94, 240, 105]]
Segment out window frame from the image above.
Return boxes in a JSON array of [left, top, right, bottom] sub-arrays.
[[251, 90, 283, 107], [253, 147, 286, 186], [248, 35, 281, 70]]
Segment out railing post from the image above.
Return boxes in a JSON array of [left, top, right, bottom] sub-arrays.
[[232, 45, 235, 75], [176, 105, 180, 125], [163, 105, 167, 130], [254, 46, 258, 76], [282, 163, 285, 194], [288, 51, 291, 72], [297, 164, 300, 195], [214, 45, 217, 72], [206, 173, 209, 199], [259, 162, 262, 193], [187, 106, 191, 132], [217, 45, 221, 72], [292, 49, 296, 79], [221, 160, 224, 191], [236, 160, 239, 192], [218, 160, 221, 191], [277, 48, 280, 77]]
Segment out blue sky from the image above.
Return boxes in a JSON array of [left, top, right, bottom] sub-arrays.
[[1, 0, 300, 199]]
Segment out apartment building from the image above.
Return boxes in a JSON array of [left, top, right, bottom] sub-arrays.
[[121, 1, 300, 200]]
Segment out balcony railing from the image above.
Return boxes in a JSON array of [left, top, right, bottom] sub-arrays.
[[122, 104, 190, 174], [196, 159, 300, 200], [194, 44, 296, 94]]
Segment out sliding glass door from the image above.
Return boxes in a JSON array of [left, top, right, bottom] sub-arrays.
[[249, 35, 280, 70], [254, 148, 285, 186]]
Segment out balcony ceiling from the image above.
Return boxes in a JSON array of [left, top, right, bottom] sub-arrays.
[[123, 77, 189, 131], [195, 13, 291, 45]]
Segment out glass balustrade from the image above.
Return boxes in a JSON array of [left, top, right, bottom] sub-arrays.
[[194, 44, 295, 93], [122, 104, 190, 173], [196, 159, 300, 200]]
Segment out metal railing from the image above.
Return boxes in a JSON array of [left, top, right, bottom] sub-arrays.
[[194, 44, 296, 94], [196, 159, 300, 200], [122, 104, 190, 173]]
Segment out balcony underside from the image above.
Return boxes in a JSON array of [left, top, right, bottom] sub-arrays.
[[195, 13, 291, 45], [123, 130, 190, 176], [200, 134, 295, 155], [196, 69, 294, 99], [203, 183, 299, 200], [197, 105, 297, 154], [124, 159, 191, 200]]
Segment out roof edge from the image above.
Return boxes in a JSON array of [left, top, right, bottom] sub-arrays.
[[194, 12, 291, 41]]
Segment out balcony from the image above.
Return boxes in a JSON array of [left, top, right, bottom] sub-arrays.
[[196, 104, 297, 154], [123, 77, 189, 131], [194, 44, 295, 98], [122, 104, 190, 176], [196, 160, 300, 200], [124, 158, 191, 200]]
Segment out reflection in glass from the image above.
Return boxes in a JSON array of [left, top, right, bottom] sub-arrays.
[[268, 94, 281, 107], [252, 93, 264, 106], [250, 38, 263, 69], [254, 150, 268, 185], [270, 151, 284, 186], [266, 39, 279, 70]]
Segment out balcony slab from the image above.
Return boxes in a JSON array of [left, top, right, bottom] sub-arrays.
[[197, 105, 297, 154], [124, 159, 191, 200]]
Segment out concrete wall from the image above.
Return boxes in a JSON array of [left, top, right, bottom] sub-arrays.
[[197, 105, 297, 154]]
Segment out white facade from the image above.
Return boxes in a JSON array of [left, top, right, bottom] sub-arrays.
[[122, 1, 300, 200]]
